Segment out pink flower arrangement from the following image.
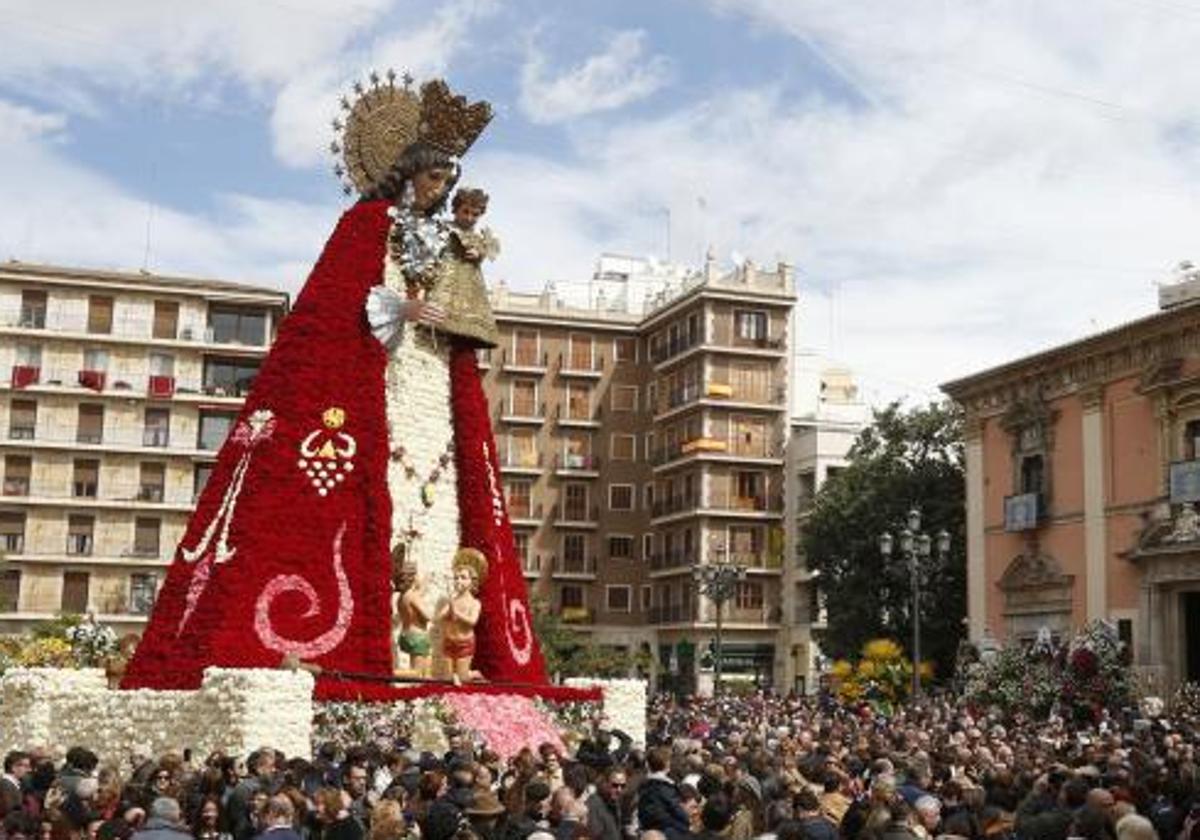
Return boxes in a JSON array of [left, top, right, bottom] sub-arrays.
[[447, 692, 565, 759]]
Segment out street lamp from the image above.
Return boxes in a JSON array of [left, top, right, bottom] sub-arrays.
[[693, 557, 747, 695], [878, 508, 950, 699]]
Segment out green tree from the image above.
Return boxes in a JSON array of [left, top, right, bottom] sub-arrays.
[[803, 401, 966, 679]]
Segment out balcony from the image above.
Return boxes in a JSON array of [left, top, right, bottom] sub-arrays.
[[556, 554, 597, 577], [1171, 460, 1200, 503], [502, 349, 549, 374], [649, 332, 706, 365], [557, 353, 605, 379], [499, 401, 546, 425], [553, 503, 600, 528], [137, 485, 165, 503], [499, 451, 543, 475], [708, 549, 783, 571], [18, 307, 46, 329], [1004, 492, 1043, 532], [649, 548, 697, 572], [555, 403, 601, 429], [1, 534, 25, 553], [649, 602, 697, 624], [72, 481, 98, 499], [143, 429, 170, 448], [652, 437, 784, 468], [11, 366, 40, 389], [8, 425, 35, 441], [0, 428, 207, 457], [509, 502, 544, 526], [555, 453, 600, 476], [66, 535, 94, 556], [561, 606, 592, 624], [75, 431, 104, 445], [651, 493, 699, 518], [2, 477, 29, 496]]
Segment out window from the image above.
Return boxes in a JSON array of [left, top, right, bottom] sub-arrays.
[[72, 459, 99, 498], [734, 471, 764, 508], [643, 533, 654, 561], [67, 515, 94, 556], [797, 470, 816, 506], [152, 301, 179, 340], [508, 429, 538, 467], [507, 480, 533, 518], [513, 531, 532, 570], [563, 533, 587, 564], [563, 483, 589, 521], [729, 526, 763, 565], [564, 383, 591, 420], [204, 358, 261, 396], [730, 363, 769, 402], [513, 330, 540, 367], [609, 484, 634, 511], [611, 386, 638, 412], [133, 517, 161, 557], [130, 573, 159, 615], [15, 343, 41, 368], [511, 379, 538, 416], [0, 512, 25, 553], [144, 408, 171, 448], [735, 309, 767, 341], [76, 404, 104, 444], [139, 462, 166, 502], [606, 585, 632, 613], [87, 296, 113, 334], [645, 383, 657, 412], [61, 571, 90, 613], [736, 580, 764, 610], [3, 455, 30, 496], [687, 312, 701, 345], [208, 306, 267, 346], [194, 464, 214, 499], [1020, 454, 1045, 495], [83, 348, 109, 372], [608, 535, 634, 559], [149, 352, 175, 377], [614, 336, 637, 363], [562, 433, 592, 469], [560, 585, 585, 610], [0, 570, 19, 612], [643, 483, 655, 510], [1187, 420, 1200, 460], [198, 411, 235, 450], [611, 434, 636, 462], [19, 290, 46, 328], [641, 584, 652, 612], [568, 334, 594, 370]]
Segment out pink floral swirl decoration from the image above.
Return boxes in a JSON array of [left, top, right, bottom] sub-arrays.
[[253, 522, 354, 659]]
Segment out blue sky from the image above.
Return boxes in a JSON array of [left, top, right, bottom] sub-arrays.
[[3, 0, 1200, 402]]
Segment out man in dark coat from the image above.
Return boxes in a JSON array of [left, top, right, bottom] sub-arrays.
[[637, 748, 690, 840], [252, 795, 303, 840], [587, 769, 626, 840], [1, 751, 31, 818]]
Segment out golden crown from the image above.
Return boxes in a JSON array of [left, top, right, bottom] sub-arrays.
[[331, 70, 493, 197]]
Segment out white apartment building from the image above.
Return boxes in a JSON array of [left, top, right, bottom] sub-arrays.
[[782, 356, 870, 692], [0, 262, 288, 632]]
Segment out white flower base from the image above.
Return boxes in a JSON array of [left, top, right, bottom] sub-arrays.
[[564, 678, 647, 747], [0, 667, 313, 759]]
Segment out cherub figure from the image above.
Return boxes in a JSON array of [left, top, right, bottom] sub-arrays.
[[449, 187, 500, 263], [391, 547, 434, 678], [438, 547, 487, 684]]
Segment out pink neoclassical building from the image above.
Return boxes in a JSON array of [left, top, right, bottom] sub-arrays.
[[942, 269, 1200, 691]]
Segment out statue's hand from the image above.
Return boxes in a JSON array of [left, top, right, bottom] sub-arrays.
[[403, 300, 445, 326]]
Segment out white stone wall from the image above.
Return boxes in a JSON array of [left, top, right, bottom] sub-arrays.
[[0, 668, 313, 759], [565, 677, 647, 747]]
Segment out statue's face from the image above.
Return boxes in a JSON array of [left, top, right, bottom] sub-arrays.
[[453, 566, 474, 595], [412, 166, 453, 212]]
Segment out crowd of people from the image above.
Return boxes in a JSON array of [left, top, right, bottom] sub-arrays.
[[0, 690, 1195, 840]]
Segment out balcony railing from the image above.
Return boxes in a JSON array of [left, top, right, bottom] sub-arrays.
[[558, 353, 605, 375], [143, 429, 170, 448], [75, 431, 104, 445], [558, 554, 597, 575], [501, 401, 546, 421], [500, 451, 543, 470], [553, 503, 599, 525], [66, 535, 94, 556], [502, 349, 549, 371], [18, 307, 46, 329], [555, 403, 600, 424], [2, 478, 29, 496], [649, 549, 697, 571], [561, 606, 591, 624], [555, 453, 600, 471], [706, 549, 783, 570], [8, 425, 35, 440], [649, 602, 697, 624], [3, 369, 252, 400], [651, 493, 699, 518], [508, 502, 543, 521], [649, 332, 706, 364], [705, 494, 784, 514], [72, 481, 98, 498], [1, 534, 24, 553]]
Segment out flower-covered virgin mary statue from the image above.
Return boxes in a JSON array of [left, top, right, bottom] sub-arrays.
[[123, 73, 547, 698]]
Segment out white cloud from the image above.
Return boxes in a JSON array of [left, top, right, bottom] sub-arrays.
[[519, 29, 671, 124], [0, 100, 67, 143]]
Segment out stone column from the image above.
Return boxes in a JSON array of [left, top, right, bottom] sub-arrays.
[[965, 415, 987, 641], [1081, 386, 1108, 622]]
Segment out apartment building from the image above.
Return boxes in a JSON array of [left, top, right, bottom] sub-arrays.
[[0, 262, 288, 633], [485, 253, 796, 690], [782, 361, 869, 693]]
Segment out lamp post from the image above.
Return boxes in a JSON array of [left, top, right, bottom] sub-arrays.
[[879, 508, 950, 699], [693, 557, 747, 695]]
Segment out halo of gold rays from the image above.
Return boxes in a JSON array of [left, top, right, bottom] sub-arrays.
[[330, 69, 419, 197]]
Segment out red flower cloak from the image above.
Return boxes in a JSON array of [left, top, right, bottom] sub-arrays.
[[122, 199, 548, 696]]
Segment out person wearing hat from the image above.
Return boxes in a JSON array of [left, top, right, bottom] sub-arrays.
[[466, 788, 508, 840]]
